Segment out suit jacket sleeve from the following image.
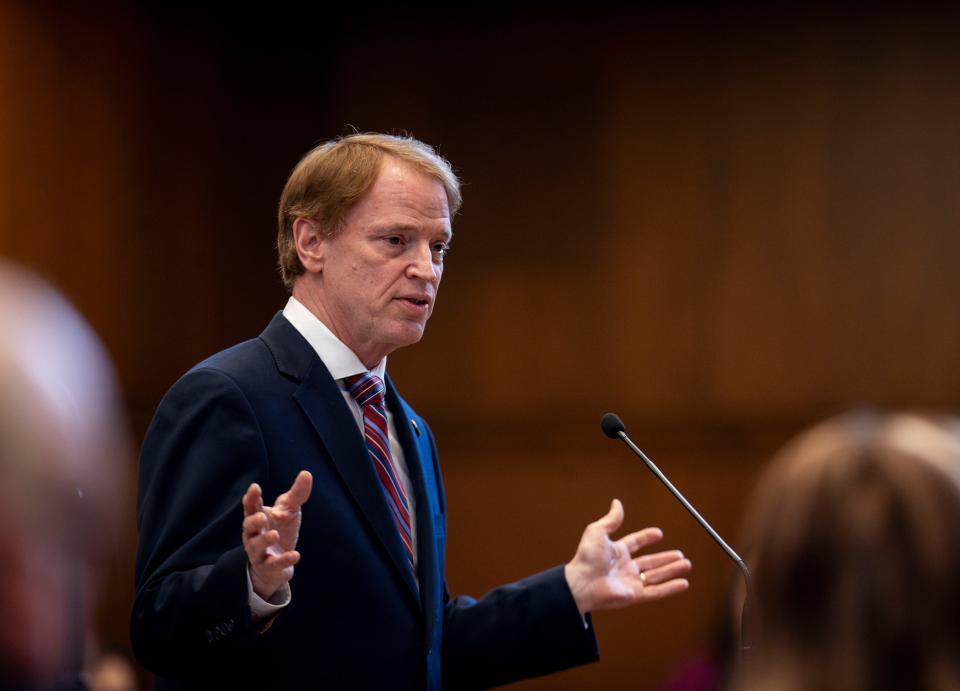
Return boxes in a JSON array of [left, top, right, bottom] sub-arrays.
[[131, 367, 268, 678], [418, 425, 599, 690], [441, 568, 599, 690]]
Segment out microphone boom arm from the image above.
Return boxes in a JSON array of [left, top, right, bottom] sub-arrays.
[[604, 417, 755, 662], [616, 430, 752, 588]]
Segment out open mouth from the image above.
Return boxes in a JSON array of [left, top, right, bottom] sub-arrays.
[[402, 297, 429, 307]]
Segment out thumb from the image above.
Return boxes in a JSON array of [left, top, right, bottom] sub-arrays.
[[595, 498, 624, 534], [277, 470, 313, 509]]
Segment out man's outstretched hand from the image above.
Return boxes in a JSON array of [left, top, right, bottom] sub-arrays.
[[242, 470, 313, 600], [564, 499, 692, 616]]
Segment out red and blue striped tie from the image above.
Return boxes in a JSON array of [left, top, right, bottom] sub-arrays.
[[343, 373, 415, 573]]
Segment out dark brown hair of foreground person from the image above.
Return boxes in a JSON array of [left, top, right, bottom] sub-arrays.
[[732, 411, 960, 691]]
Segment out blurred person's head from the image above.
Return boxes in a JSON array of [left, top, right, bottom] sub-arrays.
[[734, 411, 960, 691], [0, 261, 129, 688]]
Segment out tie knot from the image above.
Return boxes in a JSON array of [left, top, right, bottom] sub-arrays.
[[343, 372, 386, 407]]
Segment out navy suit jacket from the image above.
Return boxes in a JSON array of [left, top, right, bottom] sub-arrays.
[[132, 313, 598, 690]]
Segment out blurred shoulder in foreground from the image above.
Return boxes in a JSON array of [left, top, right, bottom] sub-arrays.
[[0, 261, 130, 690]]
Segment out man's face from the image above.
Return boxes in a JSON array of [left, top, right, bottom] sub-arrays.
[[310, 159, 452, 366]]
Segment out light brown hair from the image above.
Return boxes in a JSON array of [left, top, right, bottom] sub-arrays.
[[276, 133, 461, 291], [735, 411, 960, 691]]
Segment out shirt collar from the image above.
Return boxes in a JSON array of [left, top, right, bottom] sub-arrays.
[[281, 296, 387, 382]]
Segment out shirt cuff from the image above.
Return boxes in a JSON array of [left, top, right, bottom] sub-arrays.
[[247, 566, 292, 621]]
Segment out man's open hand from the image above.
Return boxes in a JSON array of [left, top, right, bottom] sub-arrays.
[[564, 499, 692, 615], [242, 470, 313, 600]]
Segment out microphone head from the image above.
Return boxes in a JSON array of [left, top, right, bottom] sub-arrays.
[[601, 413, 626, 439]]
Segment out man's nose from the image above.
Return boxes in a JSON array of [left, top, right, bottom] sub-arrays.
[[406, 243, 440, 282]]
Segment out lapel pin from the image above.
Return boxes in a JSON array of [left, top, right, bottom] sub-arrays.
[[411, 419, 421, 437]]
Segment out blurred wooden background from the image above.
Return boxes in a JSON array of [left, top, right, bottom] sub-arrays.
[[2, 3, 959, 689]]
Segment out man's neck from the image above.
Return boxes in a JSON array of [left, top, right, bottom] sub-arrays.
[[283, 295, 386, 378]]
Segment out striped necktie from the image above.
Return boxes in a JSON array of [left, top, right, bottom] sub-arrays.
[[343, 372, 415, 572]]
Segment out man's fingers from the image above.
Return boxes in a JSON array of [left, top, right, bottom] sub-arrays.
[[618, 528, 665, 554], [633, 549, 685, 572], [251, 549, 301, 571], [242, 511, 270, 539], [244, 529, 281, 560], [594, 498, 625, 535], [640, 558, 693, 586], [639, 578, 690, 601], [275, 470, 313, 511], [242, 483, 264, 517], [263, 550, 301, 570]]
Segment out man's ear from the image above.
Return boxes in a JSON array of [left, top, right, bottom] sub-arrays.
[[292, 218, 325, 273]]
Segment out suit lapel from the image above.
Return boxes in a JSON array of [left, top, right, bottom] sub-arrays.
[[260, 313, 420, 605], [386, 376, 441, 645]]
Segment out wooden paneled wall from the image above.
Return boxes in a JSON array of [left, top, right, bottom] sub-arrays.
[[3, 5, 959, 689]]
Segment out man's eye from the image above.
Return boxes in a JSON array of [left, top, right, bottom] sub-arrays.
[[385, 236, 403, 246], [432, 243, 450, 256]]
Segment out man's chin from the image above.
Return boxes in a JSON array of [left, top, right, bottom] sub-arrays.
[[369, 324, 427, 359], [392, 323, 427, 349], [399, 327, 427, 347]]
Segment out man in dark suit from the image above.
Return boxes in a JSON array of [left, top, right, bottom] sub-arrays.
[[132, 133, 692, 690]]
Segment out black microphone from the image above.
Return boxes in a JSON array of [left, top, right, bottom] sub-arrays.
[[601, 412, 754, 660]]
